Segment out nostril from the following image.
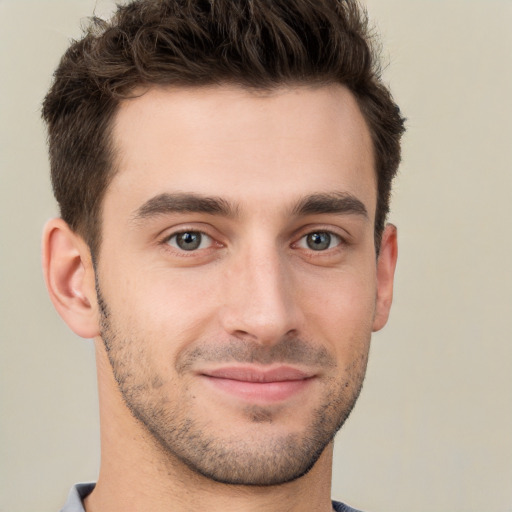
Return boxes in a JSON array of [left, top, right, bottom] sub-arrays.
[[231, 329, 254, 342]]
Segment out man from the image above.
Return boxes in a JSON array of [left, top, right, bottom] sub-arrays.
[[42, 0, 405, 510]]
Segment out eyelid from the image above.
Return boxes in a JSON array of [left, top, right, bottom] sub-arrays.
[[294, 230, 343, 251], [158, 224, 224, 255], [165, 230, 214, 251], [157, 222, 218, 242], [291, 223, 350, 245]]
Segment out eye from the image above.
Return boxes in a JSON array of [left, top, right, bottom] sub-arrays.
[[297, 231, 342, 251], [166, 231, 213, 251]]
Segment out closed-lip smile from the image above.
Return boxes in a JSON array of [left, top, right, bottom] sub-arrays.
[[199, 365, 315, 402]]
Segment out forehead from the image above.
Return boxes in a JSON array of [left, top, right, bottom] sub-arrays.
[[107, 84, 376, 220]]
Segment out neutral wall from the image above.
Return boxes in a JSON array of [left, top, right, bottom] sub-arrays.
[[1, 1, 510, 511]]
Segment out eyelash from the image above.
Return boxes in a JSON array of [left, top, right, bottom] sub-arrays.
[[162, 229, 217, 253], [294, 231, 343, 252], [159, 227, 348, 256]]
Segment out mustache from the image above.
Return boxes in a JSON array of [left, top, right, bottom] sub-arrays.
[[175, 337, 336, 374]]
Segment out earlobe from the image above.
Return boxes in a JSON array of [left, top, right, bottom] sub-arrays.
[[42, 218, 100, 339], [372, 223, 398, 332]]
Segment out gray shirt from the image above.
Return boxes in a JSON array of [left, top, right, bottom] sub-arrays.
[[60, 482, 364, 512]]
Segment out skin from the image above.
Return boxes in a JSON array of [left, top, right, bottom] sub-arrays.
[[43, 84, 398, 512]]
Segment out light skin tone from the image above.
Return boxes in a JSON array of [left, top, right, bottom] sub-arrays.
[[43, 84, 397, 512]]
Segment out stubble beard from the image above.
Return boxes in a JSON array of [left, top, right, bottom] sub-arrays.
[[96, 284, 370, 486]]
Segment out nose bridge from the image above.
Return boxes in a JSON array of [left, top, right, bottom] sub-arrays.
[[221, 238, 298, 343]]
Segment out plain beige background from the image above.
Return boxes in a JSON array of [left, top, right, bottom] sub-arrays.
[[1, 0, 511, 511]]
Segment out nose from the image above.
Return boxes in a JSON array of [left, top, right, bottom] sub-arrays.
[[219, 243, 301, 345]]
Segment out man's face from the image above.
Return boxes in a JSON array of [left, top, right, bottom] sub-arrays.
[[95, 84, 384, 485]]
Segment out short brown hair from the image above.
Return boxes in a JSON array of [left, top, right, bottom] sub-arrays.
[[42, 0, 405, 256]]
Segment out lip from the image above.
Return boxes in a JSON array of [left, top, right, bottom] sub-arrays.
[[199, 366, 315, 403]]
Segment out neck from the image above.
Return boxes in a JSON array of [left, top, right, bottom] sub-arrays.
[[86, 341, 334, 512]]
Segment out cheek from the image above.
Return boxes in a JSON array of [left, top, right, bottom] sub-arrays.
[[107, 265, 223, 346], [297, 266, 377, 351]]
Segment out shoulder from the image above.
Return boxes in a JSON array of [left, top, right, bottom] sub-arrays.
[[332, 500, 366, 512], [60, 483, 95, 512]]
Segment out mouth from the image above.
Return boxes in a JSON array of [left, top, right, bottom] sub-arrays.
[[198, 366, 315, 403]]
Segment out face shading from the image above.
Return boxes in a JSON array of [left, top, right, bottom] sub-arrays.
[[94, 84, 384, 485]]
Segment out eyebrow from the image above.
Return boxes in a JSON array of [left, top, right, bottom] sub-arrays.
[[131, 190, 368, 224], [291, 192, 368, 219], [131, 192, 239, 222]]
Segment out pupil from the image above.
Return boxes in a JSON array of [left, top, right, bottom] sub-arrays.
[[177, 232, 201, 250], [307, 232, 330, 251]]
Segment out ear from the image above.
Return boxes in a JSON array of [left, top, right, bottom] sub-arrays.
[[372, 223, 398, 332], [42, 218, 100, 339]]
